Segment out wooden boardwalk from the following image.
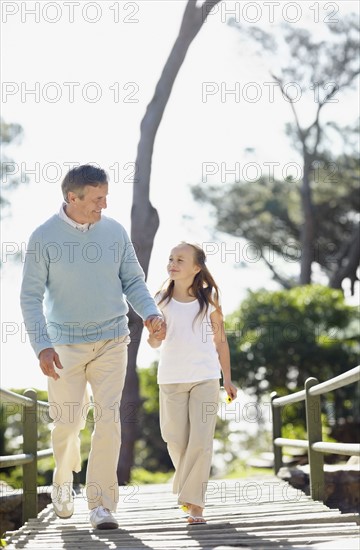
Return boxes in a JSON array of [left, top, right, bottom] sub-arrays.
[[4, 476, 359, 549]]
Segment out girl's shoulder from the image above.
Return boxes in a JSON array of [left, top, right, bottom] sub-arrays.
[[209, 287, 221, 309], [155, 289, 168, 306]]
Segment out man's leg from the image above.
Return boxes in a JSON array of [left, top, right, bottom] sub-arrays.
[[85, 337, 129, 512], [49, 343, 92, 516]]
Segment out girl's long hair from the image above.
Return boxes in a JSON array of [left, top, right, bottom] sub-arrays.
[[157, 242, 221, 323]]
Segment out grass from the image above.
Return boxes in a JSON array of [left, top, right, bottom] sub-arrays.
[[129, 465, 274, 485], [130, 468, 174, 485], [223, 466, 274, 479]]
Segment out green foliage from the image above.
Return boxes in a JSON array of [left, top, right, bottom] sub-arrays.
[[1, 118, 27, 218], [224, 462, 273, 479], [130, 468, 173, 485], [0, 388, 93, 488], [0, 389, 52, 487], [226, 285, 359, 433]]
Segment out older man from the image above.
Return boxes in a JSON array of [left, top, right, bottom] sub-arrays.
[[20, 164, 165, 529]]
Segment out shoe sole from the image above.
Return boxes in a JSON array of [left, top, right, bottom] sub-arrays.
[[52, 503, 74, 519], [93, 522, 118, 530], [53, 511, 74, 519], [187, 516, 207, 525]]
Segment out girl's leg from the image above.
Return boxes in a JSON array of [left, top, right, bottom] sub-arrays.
[[159, 383, 191, 496], [177, 379, 220, 511]]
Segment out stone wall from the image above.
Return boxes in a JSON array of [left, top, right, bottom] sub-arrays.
[[0, 481, 51, 537], [277, 457, 360, 513]]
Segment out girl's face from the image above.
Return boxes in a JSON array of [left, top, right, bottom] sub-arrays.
[[167, 244, 200, 282]]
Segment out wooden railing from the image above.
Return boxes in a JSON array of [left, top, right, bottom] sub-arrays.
[[0, 388, 53, 522], [271, 365, 360, 501]]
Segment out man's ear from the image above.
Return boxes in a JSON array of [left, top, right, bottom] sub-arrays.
[[67, 191, 77, 204]]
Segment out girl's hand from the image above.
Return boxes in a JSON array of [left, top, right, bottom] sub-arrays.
[[223, 381, 237, 401], [152, 322, 166, 341], [144, 315, 166, 340]]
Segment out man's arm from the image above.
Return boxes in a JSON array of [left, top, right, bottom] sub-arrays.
[[118, 236, 162, 321], [20, 231, 63, 378]]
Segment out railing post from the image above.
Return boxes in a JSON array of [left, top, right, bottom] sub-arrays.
[[305, 377, 324, 502], [23, 388, 38, 522], [271, 391, 283, 474]]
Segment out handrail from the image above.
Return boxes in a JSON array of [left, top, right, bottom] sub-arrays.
[[0, 387, 53, 523], [271, 365, 360, 502], [0, 449, 53, 468], [0, 388, 50, 414], [0, 454, 34, 468], [308, 367, 360, 396], [272, 390, 306, 408]]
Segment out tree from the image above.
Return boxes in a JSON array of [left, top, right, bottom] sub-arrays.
[[192, 152, 359, 290], [117, 0, 222, 484], [193, 17, 360, 291], [1, 118, 27, 218]]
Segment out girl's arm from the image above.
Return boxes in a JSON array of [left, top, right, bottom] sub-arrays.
[[210, 307, 237, 400], [147, 333, 163, 349], [147, 319, 166, 348]]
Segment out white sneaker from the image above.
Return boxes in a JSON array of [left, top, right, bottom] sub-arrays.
[[51, 483, 74, 519], [89, 506, 118, 529]]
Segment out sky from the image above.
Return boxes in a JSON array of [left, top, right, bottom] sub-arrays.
[[1, 1, 359, 390]]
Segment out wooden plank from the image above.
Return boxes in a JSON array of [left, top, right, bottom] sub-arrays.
[[4, 476, 359, 549]]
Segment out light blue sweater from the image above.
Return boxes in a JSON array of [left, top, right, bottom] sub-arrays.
[[20, 214, 160, 357]]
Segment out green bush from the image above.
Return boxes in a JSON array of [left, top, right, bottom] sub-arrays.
[[226, 285, 359, 444]]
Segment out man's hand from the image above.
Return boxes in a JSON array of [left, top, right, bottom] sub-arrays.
[[144, 315, 166, 341], [39, 348, 63, 380]]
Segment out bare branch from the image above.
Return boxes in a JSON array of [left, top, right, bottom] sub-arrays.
[[271, 73, 304, 141], [260, 251, 293, 289]]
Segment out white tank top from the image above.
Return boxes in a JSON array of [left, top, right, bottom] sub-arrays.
[[156, 296, 221, 384]]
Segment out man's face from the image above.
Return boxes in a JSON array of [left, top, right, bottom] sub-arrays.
[[67, 183, 108, 224]]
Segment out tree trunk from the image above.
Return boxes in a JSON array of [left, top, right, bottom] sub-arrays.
[[117, 0, 222, 485], [329, 223, 360, 294], [299, 158, 315, 285]]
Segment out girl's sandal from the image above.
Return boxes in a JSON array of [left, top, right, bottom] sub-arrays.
[[187, 515, 207, 525]]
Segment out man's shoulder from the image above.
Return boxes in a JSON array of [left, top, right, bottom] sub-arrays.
[[29, 215, 60, 238], [98, 216, 128, 235]]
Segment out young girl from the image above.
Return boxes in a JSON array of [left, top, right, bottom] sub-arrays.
[[148, 242, 237, 525]]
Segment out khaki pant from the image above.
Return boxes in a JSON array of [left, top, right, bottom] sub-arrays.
[[159, 379, 220, 508], [48, 337, 129, 512]]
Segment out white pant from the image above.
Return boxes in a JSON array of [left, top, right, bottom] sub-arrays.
[[48, 337, 129, 511], [159, 379, 220, 508]]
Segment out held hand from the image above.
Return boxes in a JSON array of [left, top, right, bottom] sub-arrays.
[[224, 381, 238, 402], [39, 348, 63, 380], [144, 315, 166, 341], [153, 322, 166, 340]]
